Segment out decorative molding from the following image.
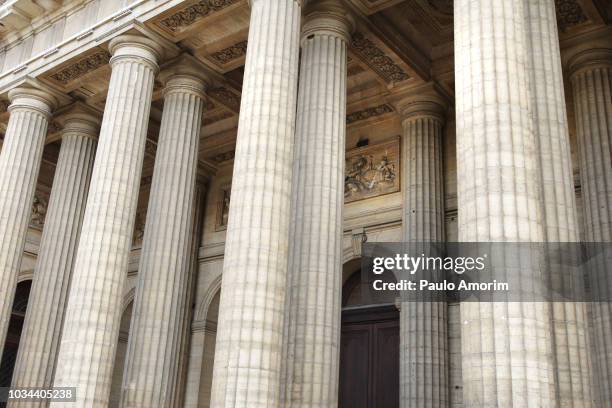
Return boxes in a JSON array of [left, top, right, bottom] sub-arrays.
[[555, 0, 588, 31], [48, 50, 111, 85], [158, 0, 240, 33], [350, 32, 410, 84], [346, 103, 394, 124], [208, 86, 240, 112], [210, 40, 247, 65]]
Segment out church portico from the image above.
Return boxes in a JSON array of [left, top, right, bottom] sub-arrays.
[[0, 0, 610, 407]]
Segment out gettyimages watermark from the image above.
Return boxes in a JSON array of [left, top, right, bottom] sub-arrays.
[[360, 242, 612, 302]]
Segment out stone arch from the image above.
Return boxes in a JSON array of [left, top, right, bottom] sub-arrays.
[[194, 274, 222, 324]]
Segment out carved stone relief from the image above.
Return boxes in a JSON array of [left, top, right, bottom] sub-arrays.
[[215, 185, 231, 231], [345, 137, 400, 203], [48, 50, 111, 86], [30, 195, 48, 228], [158, 0, 241, 34], [346, 104, 394, 125], [350, 32, 410, 84], [555, 0, 589, 30], [208, 86, 241, 112], [210, 40, 248, 65]]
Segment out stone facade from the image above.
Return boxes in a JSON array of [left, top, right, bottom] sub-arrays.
[[0, 0, 610, 407]]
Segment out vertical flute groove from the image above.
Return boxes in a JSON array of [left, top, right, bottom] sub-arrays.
[[569, 48, 612, 405], [9, 115, 98, 408], [0, 88, 54, 352], [454, 0, 556, 406], [50, 36, 159, 408], [523, 0, 594, 405], [398, 104, 447, 408], [120, 76, 205, 408], [281, 9, 349, 405], [210, 1, 301, 407]]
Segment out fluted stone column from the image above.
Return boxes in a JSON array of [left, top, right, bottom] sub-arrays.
[[396, 93, 447, 408], [0, 88, 56, 352], [525, 0, 593, 405], [210, 0, 302, 406], [455, 0, 556, 406], [280, 3, 351, 407], [120, 72, 206, 408], [50, 35, 161, 408], [569, 48, 612, 404], [9, 112, 99, 406]]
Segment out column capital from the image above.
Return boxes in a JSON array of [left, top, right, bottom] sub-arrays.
[[302, 0, 354, 43], [7, 87, 57, 118], [568, 48, 612, 78], [394, 94, 447, 124], [159, 55, 210, 100], [108, 34, 164, 71], [62, 112, 100, 140]]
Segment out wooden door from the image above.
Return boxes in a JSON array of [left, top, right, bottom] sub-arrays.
[[339, 305, 399, 408]]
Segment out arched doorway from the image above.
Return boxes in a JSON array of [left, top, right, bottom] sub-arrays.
[[339, 262, 399, 408], [0, 280, 32, 407], [109, 300, 133, 407]]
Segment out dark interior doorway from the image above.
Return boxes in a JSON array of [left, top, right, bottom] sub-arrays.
[[339, 268, 399, 408]]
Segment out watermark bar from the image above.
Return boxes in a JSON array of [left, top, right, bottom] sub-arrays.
[[0, 387, 77, 402]]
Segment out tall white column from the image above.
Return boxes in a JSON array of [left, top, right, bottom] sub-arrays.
[[210, 0, 302, 406], [120, 72, 206, 408], [50, 35, 161, 408], [280, 3, 351, 407], [454, 0, 556, 406], [524, 0, 593, 405], [9, 112, 99, 406], [569, 48, 612, 404], [0, 87, 56, 351], [396, 93, 448, 408]]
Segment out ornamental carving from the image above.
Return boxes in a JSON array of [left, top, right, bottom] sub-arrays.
[[346, 104, 394, 124], [215, 185, 231, 231], [30, 195, 47, 228], [345, 138, 400, 203], [49, 51, 110, 85], [208, 86, 241, 112], [555, 0, 588, 30], [350, 32, 410, 84], [210, 41, 248, 65], [159, 0, 240, 33]]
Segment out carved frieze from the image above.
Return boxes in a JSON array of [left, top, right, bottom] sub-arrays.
[[159, 0, 241, 34], [208, 86, 241, 112], [345, 137, 400, 203], [350, 32, 410, 84], [48, 50, 110, 85], [555, 0, 588, 30], [346, 104, 394, 125], [210, 40, 248, 65]]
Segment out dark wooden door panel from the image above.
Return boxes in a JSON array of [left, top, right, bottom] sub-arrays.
[[373, 322, 400, 408], [339, 325, 370, 408], [339, 305, 399, 408]]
